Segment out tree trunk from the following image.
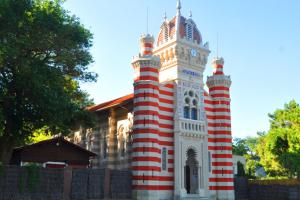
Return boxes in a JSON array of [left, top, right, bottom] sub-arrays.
[[0, 139, 14, 165]]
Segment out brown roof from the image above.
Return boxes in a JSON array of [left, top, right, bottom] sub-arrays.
[[87, 93, 133, 111], [14, 137, 97, 157], [10, 137, 97, 165]]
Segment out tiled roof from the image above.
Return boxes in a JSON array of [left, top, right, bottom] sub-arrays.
[[157, 16, 202, 46], [87, 93, 134, 111]]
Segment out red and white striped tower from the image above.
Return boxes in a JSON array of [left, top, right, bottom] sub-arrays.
[[206, 57, 234, 200], [131, 34, 161, 200]]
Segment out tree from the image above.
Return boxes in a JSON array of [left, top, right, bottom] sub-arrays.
[[257, 100, 300, 178], [237, 161, 246, 177], [233, 135, 263, 177], [232, 137, 248, 156], [25, 126, 52, 144], [0, 0, 97, 163]]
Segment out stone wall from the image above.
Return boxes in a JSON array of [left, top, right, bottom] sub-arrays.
[[235, 177, 300, 200], [0, 166, 64, 200], [234, 177, 249, 200], [0, 166, 132, 200], [110, 170, 132, 199]]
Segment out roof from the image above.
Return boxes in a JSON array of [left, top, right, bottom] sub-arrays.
[[10, 137, 97, 165], [87, 93, 134, 111], [157, 16, 202, 46], [14, 137, 97, 157]]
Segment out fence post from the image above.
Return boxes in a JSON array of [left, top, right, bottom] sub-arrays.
[[104, 168, 111, 199], [63, 167, 73, 200]]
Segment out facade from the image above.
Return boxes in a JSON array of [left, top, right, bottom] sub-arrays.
[[74, 1, 234, 199]]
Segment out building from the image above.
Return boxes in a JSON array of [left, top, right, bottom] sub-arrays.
[[74, 1, 234, 199], [10, 137, 97, 168]]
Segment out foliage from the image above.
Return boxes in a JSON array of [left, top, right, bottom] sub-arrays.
[[237, 161, 246, 177], [25, 126, 52, 144], [256, 100, 300, 178], [233, 136, 262, 177], [0, 0, 97, 163], [249, 179, 300, 185], [232, 137, 248, 156]]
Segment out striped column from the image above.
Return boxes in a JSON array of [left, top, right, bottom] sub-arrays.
[[107, 108, 118, 169], [206, 57, 234, 200], [131, 34, 161, 200]]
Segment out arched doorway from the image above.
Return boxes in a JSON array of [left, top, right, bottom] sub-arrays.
[[185, 148, 199, 194]]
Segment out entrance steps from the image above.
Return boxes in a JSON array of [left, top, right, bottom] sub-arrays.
[[181, 194, 209, 200]]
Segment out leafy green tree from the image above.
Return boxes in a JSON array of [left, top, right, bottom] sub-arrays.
[[237, 161, 246, 177], [257, 100, 300, 178], [0, 0, 97, 164], [233, 135, 262, 177], [232, 137, 248, 156], [25, 126, 52, 144]]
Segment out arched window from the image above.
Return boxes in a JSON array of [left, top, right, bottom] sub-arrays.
[[103, 135, 108, 159], [186, 23, 193, 41], [191, 108, 197, 120], [121, 136, 126, 157], [163, 23, 169, 42], [184, 106, 190, 119], [183, 90, 199, 120], [118, 126, 126, 158]]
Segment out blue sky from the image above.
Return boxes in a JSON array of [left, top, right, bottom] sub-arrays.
[[63, 0, 300, 138]]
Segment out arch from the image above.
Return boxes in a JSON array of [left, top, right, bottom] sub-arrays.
[[163, 22, 169, 42], [118, 125, 127, 158], [184, 106, 190, 119], [191, 107, 197, 120], [185, 21, 193, 41], [185, 147, 199, 194], [183, 90, 199, 120]]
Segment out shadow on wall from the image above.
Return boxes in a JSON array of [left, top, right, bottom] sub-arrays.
[[235, 177, 300, 200], [0, 166, 132, 200]]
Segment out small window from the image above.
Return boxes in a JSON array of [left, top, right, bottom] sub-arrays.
[[189, 90, 194, 97], [164, 24, 168, 42], [121, 137, 126, 157], [184, 106, 190, 119], [103, 138, 108, 159], [193, 99, 197, 106], [191, 108, 197, 120], [208, 151, 211, 172], [185, 98, 190, 104], [186, 23, 193, 40], [162, 147, 167, 171]]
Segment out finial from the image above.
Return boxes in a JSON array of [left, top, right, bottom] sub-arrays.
[[177, 0, 181, 15], [146, 7, 149, 34], [189, 9, 192, 18], [163, 12, 167, 21], [217, 32, 219, 58]]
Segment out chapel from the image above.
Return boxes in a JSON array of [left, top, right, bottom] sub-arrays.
[[73, 1, 234, 199]]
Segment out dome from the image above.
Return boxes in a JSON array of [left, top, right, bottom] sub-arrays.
[[156, 15, 202, 47]]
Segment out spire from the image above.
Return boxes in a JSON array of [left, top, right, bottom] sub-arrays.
[[176, 0, 181, 16], [163, 11, 167, 21], [189, 9, 192, 18], [175, 0, 182, 39]]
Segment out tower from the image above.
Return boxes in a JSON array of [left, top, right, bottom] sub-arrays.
[[206, 58, 234, 200], [131, 1, 234, 199], [152, 0, 212, 199], [131, 34, 161, 200]]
